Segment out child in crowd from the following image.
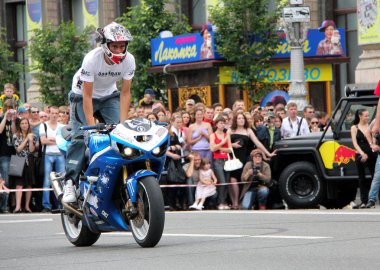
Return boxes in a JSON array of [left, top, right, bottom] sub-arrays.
[[0, 83, 21, 113], [190, 158, 217, 210]]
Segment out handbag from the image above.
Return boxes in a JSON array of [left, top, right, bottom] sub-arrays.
[[224, 149, 243, 171], [8, 155, 27, 177], [166, 158, 186, 184]]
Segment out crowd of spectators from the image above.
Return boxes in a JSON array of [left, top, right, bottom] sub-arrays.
[[0, 84, 334, 213]]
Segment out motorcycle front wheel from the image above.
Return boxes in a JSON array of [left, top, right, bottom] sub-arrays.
[[61, 212, 101, 247], [130, 176, 165, 247]]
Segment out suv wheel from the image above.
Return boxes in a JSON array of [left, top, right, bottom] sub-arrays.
[[279, 161, 325, 208]]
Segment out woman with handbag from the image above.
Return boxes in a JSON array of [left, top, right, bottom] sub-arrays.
[[210, 116, 232, 210], [11, 118, 37, 213], [227, 112, 276, 210]]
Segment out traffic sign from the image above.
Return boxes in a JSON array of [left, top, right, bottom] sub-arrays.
[[283, 6, 310, 23]]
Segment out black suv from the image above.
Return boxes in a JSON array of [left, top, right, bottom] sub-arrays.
[[271, 84, 378, 209]]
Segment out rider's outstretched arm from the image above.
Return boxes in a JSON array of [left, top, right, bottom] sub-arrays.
[[120, 79, 132, 122], [83, 81, 96, 126]]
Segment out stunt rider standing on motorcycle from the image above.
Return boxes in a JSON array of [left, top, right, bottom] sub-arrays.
[[62, 22, 135, 203]]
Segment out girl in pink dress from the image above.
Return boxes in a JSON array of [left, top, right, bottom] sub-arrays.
[[189, 158, 217, 210]]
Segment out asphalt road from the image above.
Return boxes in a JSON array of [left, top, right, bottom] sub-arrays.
[[1, 209, 380, 270]]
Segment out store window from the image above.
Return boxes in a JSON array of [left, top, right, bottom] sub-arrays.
[[5, 1, 29, 101]]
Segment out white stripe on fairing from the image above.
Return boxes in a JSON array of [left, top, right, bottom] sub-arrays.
[[89, 146, 111, 164]]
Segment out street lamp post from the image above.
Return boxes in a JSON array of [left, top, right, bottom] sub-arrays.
[[283, 0, 310, 111]]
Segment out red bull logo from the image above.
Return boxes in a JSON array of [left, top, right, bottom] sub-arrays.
[[320, 141, 356, 169], [333, 145, 356, 165]]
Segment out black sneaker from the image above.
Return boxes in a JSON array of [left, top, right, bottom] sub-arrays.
[[41, 208, 51, 213], [366, 200, 376, 208]]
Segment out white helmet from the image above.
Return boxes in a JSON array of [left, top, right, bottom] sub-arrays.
[[96, 22, 133, 64]]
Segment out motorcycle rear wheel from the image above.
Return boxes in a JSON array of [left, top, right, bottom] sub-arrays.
[[130, 176, 165, 247], [61, 212, 101, 246]]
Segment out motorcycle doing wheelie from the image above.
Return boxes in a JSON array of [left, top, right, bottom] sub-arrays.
[[50, 118, 168, 247]]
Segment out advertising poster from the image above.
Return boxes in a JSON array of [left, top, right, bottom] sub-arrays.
[[26, 0, 42, 37], [151, 27, 218, 66], [357, 0, 380, 45], [83, 0, 99, 28]]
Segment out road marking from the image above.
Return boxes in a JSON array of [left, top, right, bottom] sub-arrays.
[[84, 232, 331, 240], [0, 218, 53, 224], [169, 210, 380, 216]]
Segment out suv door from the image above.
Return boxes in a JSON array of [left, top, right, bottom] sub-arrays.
[[318, 98, 377, 178]]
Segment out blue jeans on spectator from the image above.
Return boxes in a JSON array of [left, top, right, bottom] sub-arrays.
[[0, 156, 10, 211], [368, 154, 380, 203], [65, 91, 120, 184], [241, 186, 269, 210], [213, 158, 230, 205], [43, 154, 65, 210]]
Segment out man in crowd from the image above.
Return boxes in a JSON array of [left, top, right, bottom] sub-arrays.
[[303, 105, 315, 127], [185, 99, 195, 113], [281, 102, 310, 138], [232, 99, 245, 113], [40, 106, 65, 212], [203, 106, 215, 127]]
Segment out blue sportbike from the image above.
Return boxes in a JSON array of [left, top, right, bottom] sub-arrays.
[[50, 118, 168, 247]]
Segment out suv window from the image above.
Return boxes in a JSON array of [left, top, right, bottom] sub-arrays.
[[342, 103, 376, 131]]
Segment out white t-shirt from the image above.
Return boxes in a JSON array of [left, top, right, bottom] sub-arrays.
[[71, 47, 135, 98], [281, 116, 310, 138], [39, 122, 64, 154]]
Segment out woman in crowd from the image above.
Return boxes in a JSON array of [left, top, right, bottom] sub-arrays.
[[12, 118, 37, 213], [227, 112, 275, 210], [58, 105, 70, 125], [274, 115, 282, 129], [165, 114, 186, 210], [187, 108, 213, 160], [310, 117, 321, 133], [210, 116, 232, 210], [350, 109, 376, 208], [146, 112, 158, 122]]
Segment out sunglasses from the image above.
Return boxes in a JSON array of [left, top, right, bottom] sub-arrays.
[[31, 111, 39, 114], [311, 122, 319, 124], [60, 111, 70, 115]]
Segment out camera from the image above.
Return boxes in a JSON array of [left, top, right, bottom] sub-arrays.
[[252, 166, 260, 177]]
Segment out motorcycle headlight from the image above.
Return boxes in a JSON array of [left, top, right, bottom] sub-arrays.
[[152, 147, 161, 155], [122, 146, 142, 159], [124, 147, 133, 156], [152, 143, 168, 157]]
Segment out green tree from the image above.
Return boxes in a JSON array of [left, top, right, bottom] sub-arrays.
[[117, 0, 191, 103], [29, 22, 92, 105], [209, 0, 283, 102], [0, 27, 24, 86]]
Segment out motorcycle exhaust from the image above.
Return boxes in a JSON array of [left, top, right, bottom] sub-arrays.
[[49, 172, 64, 201], [49, 172, 83, 218]]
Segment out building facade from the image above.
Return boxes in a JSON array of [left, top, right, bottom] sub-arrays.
[[0, 0, 375, 112]]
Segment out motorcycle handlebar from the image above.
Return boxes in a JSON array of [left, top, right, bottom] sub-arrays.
[[80, 123, 106, 131]]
